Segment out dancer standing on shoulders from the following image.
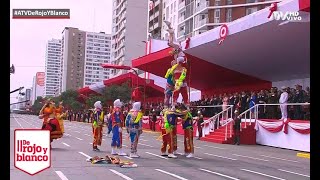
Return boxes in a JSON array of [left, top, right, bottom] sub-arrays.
[[92, 101, 104, 151], [164, 60, 177, 107], [164, 20, 189, 107], [125, 102, 143, 158], [110, 99, 126, 156]]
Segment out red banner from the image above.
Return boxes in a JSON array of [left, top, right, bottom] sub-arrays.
[[36, 72, 45, 86]]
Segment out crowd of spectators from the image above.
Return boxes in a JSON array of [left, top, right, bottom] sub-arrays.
[[65, 84, 310, 123]]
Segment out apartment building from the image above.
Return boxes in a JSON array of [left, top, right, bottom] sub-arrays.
[[161, 0, 180, 40], [148, 0, 163, 40], [111, 0, 148, 75], [44, 39, 62, 97], [60, 27, 111, 92], [166, 0, 280, 41]]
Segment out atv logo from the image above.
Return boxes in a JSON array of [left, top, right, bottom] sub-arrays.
[[270, 11, 302, 21], [14, 129, 51, 175]]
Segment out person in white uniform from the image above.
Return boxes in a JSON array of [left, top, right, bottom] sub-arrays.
[[279, 86, 289, 120]]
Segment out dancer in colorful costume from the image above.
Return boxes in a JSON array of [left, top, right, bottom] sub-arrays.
[[39, 99, 63, 145], [164, 20, 189, 107], [110, 99, 126, 156], [160, 110, 169, 156], [55, 101, 65, 134], [179, 104, 194, 158], [125, 102, 143, 158], [162, 106, 183, 158], [92, 101, 104, 151], [164, 60, 177, 107]]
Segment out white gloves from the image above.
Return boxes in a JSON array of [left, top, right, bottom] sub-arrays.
[[118, 127, 122, 133]]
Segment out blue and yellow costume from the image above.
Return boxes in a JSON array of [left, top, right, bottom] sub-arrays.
[[164, 63, 178, 107], [125, 102, 143, 158]]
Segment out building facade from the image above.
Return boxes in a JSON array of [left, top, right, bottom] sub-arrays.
[[60, 27, 112, 92], [111, 0, 149, 75], [44, 39, 62, 97], [31, 72, 45, 104], [148, 0, 164, 40], [165, 0, 280, 41], [84, 32, 112, 86]]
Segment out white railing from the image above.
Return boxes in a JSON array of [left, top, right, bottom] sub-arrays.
[[239, 103, 310, 130], [193, 105, 234, 129]]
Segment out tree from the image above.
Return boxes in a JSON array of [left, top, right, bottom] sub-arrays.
[[31, 96, 45, 115], [102, 83, 131, 103], [85, 94, 104, 108], [58, 89, 82, 111]]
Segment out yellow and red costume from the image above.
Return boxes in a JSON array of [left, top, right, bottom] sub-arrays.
[[92, 101, 104, 151], [39, 102, 62, 143], [172, 58, 188, 105], [55, 103, 65, 134]]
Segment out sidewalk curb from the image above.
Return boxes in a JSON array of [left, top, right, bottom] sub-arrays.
[[296, 152, 310, 159]]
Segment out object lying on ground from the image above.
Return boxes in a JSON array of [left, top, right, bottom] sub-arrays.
[[87, 155, 138, 168]]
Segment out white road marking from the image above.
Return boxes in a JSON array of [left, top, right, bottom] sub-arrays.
[[123, 145, 128, 147], [241, 169, 286, 180], [75, 137, 83, 141], [260, 155, 299, 163], [199, 168, 239, 180], [139, 139, 148, 142], [12, 115, 23, 128], [55, 171, 69, 180], [145, 152, 168, 159], [155, 169, 188, 180], [109, 169, 133, 180], [204, 153, 237, 161], [102, 139, 106, 141], [177, 140, 184, 142], [89, 143, 93, 145], [202, 145, 226, 149], [78, 152, 91, 159], [84, 134, 90, 136], [278, 169, 310, 178], [194, 157, 202, 160], [74, 131, 80, 133], [233, 154, 269, 162], [138, 143, 154, 147], [194, 146, 202, 149], [62, 143, 70, 147], [64, 133, 71, 136], [124, 156, 133, 160]]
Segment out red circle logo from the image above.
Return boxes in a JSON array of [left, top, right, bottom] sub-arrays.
[[220, 24, 228, 39]]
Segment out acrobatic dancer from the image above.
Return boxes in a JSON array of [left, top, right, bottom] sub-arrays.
[[110, 99, 126, 156], [180, 104, 194, 158], [164, 60, 177, 107], [164, 20, 189, 107], [125, 102, 143, 158], [163, 106, 183, 158], [160, 109, 169, 156]]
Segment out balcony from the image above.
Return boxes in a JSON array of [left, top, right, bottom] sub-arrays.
[[178, 1, 185, 10], [155, 0, 160, 7], [195, 1, 209, 13], [178, 15, 185, 23], [195, 17, 208, 29], [154, 11, 159, 18]]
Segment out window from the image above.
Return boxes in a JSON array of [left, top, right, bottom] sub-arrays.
[[246, 7, 258, 15], [214, 9, 220, 23], [246, 0, 257, 3], [227, 0, 232, 5], [215, 0, 220, 6], [174, 1, 176, 12], [171, 3, 173, 14], [226, 8, 232, 22]]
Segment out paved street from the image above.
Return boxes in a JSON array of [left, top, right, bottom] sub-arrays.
[[10, 114, 310, 180]]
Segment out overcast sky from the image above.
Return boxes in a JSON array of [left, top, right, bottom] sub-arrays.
[[10, 0, 112, 103]]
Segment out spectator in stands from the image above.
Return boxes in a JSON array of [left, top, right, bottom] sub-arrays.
[[233, 92, 240, 110], [222, 94, 229, 119], [267, 87, 278, 119], [257, 90, 267, 118], [303, 87, 310, 120], [249, 92, 257, 118], [279, 86, 289, 121], [293, 84, 304, 119], [240, 91, 249, 113]]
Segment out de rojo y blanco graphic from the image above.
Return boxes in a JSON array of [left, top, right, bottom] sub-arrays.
[[14, 129, 51, 175]]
